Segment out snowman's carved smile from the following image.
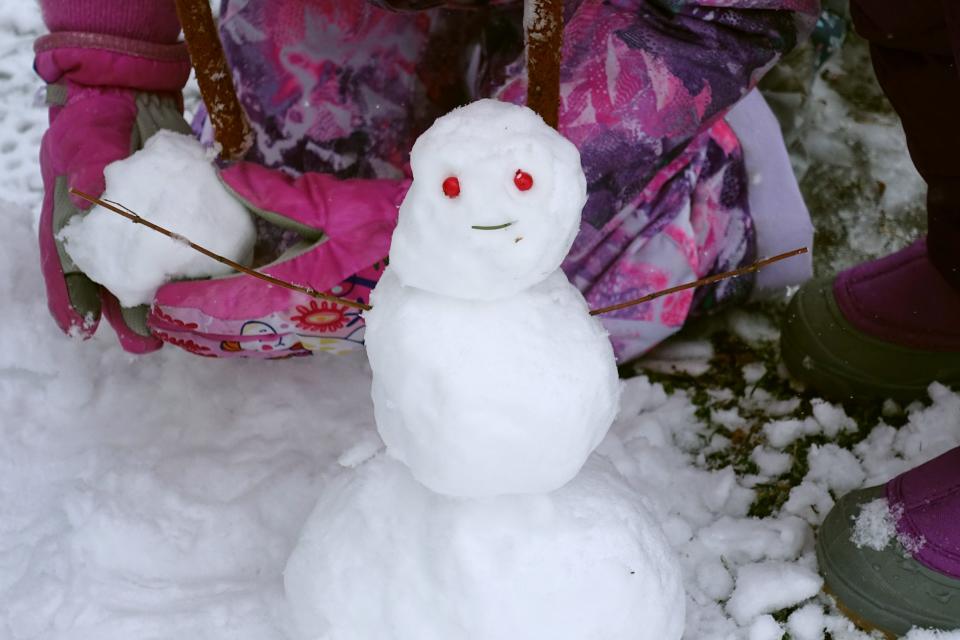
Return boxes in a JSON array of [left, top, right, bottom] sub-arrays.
[[471, 221, 515, 231]]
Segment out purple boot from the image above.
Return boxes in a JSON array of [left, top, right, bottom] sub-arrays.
[[781, 237, 960, 403], [816, 447, 960, 636]]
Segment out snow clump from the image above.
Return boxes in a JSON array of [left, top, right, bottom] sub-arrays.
[[60, 131, 255, 306]]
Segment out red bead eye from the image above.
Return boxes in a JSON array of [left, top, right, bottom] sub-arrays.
[[442, 176, 460, 198], [514, 169, 534, 191]]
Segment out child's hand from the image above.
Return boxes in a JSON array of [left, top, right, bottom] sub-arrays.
[[35, 36, 192, 352], [147, 163, 410, 359]]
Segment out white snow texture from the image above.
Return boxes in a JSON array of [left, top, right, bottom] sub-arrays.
[[284, 454, 686, 640], [388, 99, 586, 301], [60, 131, 255, 307], [365, 269, 621, 497]]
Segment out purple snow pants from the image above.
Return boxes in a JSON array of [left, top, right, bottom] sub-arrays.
[[850, 0, 960, 290]]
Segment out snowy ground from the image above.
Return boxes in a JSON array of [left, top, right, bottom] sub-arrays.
[[2, 4, 958, 640]]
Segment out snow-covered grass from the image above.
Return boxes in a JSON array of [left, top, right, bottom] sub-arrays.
[[1, 7, 957, 640]]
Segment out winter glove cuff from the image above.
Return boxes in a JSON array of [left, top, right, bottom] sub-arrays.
[[35, 32, 191, 92]]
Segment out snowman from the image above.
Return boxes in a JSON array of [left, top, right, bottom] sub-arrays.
[[364, 98, 621, 498], [284, 100, 685, 640]]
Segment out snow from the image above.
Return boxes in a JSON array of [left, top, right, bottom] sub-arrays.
[[903, 630, 960, 640], [763, 416, 819, 447], [60, 131, 256, 307], [1, 6, 958, 640], [806, 444, 866, 493], [284, 455, 685, 640], [811, 399, 856, 438], [388, 99, 586, 301], [851, 497, 898, 551], [366, 270, 620, 497], [751, 445, 793, 476], [366, 99, 618, 498], [726, 561, 823, 624], [788, 603, 826, 640], [748, 614, 784, 640]]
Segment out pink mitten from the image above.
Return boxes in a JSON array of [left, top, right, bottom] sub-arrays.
[[36, 33, 192, 353], [149, 162, 410, 358]]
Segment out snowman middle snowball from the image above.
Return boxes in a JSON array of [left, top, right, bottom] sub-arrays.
[[365, 100, 621, 498]]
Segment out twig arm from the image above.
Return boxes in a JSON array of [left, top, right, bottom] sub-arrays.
[[70, 189, 806, 320], [589, 248, 809, 316]]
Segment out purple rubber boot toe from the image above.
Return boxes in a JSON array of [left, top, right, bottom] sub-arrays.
[[888, 446, 960, 579]]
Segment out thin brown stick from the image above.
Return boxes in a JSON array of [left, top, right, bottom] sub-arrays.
[[70, 189, 371, 312], [174, 0, 252, 161], [589, 248, 809, 316], [525, 0, 564, 129], [71, 188, 805, 318]]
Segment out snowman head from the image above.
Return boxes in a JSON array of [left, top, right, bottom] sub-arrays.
[[389, 99, 587, 300]]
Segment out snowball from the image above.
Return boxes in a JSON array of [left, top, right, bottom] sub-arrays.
[[388, 99, 586, 301], [763, 417, 819, 448], [748, 614, 784, 640], [696, 516, 811, 564], [787, 604, 825, 640], [783, 480, 835, 524], [726, 561, 822, 624], [751, 446, 793, 476], [60, 131, 255, 307], [810, 400, 856, 438], [696, 560, 734, 600], [743, 362, 767, 385], [806, 444, 866, 493], [365, 269, 620, 497], [284, 455, 685, 640]]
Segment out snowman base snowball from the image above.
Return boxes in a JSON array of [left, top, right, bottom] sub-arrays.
[[284, 455, 686, 640]]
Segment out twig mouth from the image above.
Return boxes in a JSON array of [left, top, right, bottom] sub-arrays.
[[471, 222, 515, 231]]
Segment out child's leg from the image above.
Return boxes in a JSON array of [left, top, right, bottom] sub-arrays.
[[850, 0, 960, 289]]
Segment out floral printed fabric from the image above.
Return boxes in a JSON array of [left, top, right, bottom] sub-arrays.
[[207, 0, 817, 360]]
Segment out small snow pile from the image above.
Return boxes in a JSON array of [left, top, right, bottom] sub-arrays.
[[751, 445, 793, 476], [726, 561, 823, 624], [764, 416, 819, 447], [284, 455, 685, 640], [787, 603, 826, 640], [748, 614, 784, 640], [851, 497, 898, 551], [60, 131, 255, 306], [806, 444, 866, 493]]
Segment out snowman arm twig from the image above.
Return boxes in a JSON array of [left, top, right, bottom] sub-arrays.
[[587, 248, 808, 316], [69, 189, 372, 312], [73, 186, 804, 319]]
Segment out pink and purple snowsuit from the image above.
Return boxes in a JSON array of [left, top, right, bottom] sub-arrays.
[[37, 0, 819, 361]]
